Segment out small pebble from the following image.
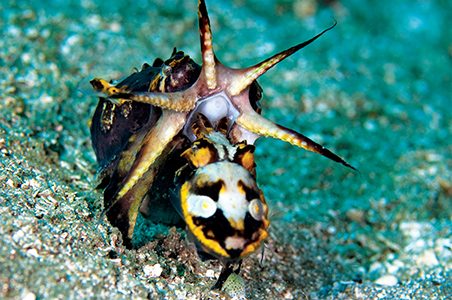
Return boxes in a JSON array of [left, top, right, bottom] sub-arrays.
[[22, 291, 36, 300], [143, 263, 163, 278], [205, 269, 215, 278], [6, 178, 16, 188], [222, 273, 246, 299], [416, 249, 439, 267], [400, 221, 430, 240], [375, 274, 398, 286], [346, 208, 365, 223]]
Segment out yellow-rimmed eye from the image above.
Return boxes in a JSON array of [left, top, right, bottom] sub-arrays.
[[248, 199, 264, 221], [187, 195, 217, 218]]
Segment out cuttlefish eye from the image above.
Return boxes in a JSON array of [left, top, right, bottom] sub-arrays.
[[186, 194, 217, 218], [248, 199, 265, 221]]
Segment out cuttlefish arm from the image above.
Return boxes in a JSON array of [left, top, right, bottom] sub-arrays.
[[236, 105, 356, 170], [104, 111, 188, 243]]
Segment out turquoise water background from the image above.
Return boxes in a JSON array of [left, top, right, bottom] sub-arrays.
[[1, 0, 450, 298]]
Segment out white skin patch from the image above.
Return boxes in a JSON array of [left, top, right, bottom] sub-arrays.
[[198, 93, 229, 123], [183, 91, 240, 142], [187, 195, 217, 218], [194, 162, 256, 223], [206, 131, 238, 160], [249, 199, 264, 221], [232, 125, 260, 145], [225, 236, 246, 250]]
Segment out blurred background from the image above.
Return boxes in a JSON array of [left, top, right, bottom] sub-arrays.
[[1, 0, 450, 298]]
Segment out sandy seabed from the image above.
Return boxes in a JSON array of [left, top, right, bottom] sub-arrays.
[[0, 0, 450, 299]]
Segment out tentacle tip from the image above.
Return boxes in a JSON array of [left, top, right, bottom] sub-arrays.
[[326, 19, 338, 32], [343, 161, 358, 172], [90, 78, 104, 91], [337, 157, 357, 172]]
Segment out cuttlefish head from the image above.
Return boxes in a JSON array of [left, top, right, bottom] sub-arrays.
[[179, 124, 269, 260]]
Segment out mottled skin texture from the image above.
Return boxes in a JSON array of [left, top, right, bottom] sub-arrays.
[[91, 51, 203, 244]]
